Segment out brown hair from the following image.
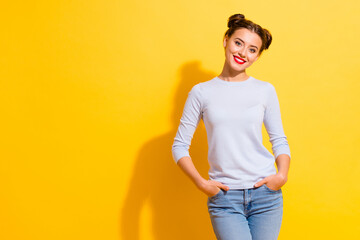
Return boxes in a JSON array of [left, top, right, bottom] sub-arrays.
[[224, 13, 272, 55]]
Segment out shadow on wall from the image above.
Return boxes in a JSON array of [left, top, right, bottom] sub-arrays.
[[120, 61, 217, 240]]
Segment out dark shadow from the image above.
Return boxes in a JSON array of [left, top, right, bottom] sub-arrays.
[[120, 61, 217, 239]]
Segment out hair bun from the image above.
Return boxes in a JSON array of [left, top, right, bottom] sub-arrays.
[[227, 13, 245, 28]]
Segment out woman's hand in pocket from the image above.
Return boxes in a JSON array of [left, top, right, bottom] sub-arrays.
[[198, 179, 229, 197], [254, 173, 287, 191]]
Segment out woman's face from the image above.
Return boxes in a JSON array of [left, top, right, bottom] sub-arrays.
[[223, 28, 262, 73]]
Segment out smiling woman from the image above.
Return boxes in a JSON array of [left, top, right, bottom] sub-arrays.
[[171, 13, 291, 240], [223, 28, 262, 74], [220, 13, 272, 82]]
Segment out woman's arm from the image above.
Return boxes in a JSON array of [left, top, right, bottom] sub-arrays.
[[275, 153, 290, 180], [177, 156, 229, 197], [172, 85, 228, 196], [254, 83, 291, 190]]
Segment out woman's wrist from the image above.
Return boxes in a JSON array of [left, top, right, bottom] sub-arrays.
[[276, 172, 288, 183], [195, 178, 208, 189]]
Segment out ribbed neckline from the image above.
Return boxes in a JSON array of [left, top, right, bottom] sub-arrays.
[[214, 76, 254, 86]]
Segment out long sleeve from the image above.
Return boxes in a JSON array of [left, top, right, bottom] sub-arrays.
[[171, 85, 203, 163], [263, 84, 291, 159]]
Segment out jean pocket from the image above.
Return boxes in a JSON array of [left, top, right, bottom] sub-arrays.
[[263, 184, 281, 193], [209, 189, 222, 199]]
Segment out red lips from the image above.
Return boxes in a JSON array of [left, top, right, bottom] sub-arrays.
[[234, 56, 246, 64]]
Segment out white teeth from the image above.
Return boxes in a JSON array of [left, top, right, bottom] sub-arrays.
[[235, 57, 245, 63]]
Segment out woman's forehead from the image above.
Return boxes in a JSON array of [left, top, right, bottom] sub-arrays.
[[231, 28, 262, 46]]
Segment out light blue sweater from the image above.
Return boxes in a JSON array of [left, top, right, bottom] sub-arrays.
[[171, 76, 291, 189]]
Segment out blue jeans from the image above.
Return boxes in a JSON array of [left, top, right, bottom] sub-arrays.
[[207, 184, 283, 240]]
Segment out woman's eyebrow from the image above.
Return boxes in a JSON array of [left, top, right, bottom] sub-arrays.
[[235, 38, 259, 49]]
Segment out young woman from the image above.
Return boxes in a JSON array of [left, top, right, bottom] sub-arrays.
[[171, 13, 291, 240]]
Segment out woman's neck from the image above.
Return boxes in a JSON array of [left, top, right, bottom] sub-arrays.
[[218, 62, 249, 82]]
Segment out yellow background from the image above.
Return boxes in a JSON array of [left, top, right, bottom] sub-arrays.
[[1, 0, 359, 239]]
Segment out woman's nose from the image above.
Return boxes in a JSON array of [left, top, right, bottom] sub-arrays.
[[239, 48, 246, 58]]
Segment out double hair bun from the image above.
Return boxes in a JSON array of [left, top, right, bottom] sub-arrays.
[[228, 13, 246, 28]]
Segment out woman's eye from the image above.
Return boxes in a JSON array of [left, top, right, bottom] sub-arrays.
[[250, 49, 256, 53], [235, 41, 241, 46]]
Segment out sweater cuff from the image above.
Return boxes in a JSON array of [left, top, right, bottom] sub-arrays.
[[172, 147, 190, 163], [273, 145, 291, 159]]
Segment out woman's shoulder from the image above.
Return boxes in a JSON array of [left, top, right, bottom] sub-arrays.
[[251, 76, 275, 89], [188, 77, 218, 93]]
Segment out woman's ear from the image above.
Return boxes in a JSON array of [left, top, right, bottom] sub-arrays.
[[254, 52, 262, 61], [223, 36, 228, 48]]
